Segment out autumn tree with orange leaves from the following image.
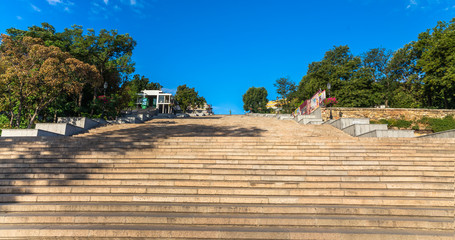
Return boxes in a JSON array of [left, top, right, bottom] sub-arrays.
[[0, 35, 101, 128]]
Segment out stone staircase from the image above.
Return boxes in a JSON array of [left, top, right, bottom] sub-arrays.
[[0, 116, 454, 239]]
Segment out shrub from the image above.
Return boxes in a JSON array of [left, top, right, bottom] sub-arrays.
[[375, 118, 412, 129], [393, 119, 412, 129], [0, 114, 11, 136], [427, 115, 455, 133], [378, 119, 389, 125]]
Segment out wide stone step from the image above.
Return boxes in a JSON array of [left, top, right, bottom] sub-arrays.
[[0, 194, 452, 207], [0, 173, 451, 183], [0, 212, 451, 230], [0, 165, 452, 175], [0, 224, 452, 239], [0, 159, 453, 168], [0, 167, 451, 177], [2, 202, 452, 218], [0, 179, 451, 190], [1, 143, 454, 150], [0, 162, 451, 171], [0, 186, 452, 198], [0, 152, 453, 162]]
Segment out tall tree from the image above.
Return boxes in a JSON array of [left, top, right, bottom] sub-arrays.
[[274, 77, 296, 113], [242, 87, 268, 113], [5, 23, 137, 116], [0, 35, 101, 128], [414, 20, 455, 109], [175, 85, 206, 113], [297, 45, 377, 107], [361, 48, 393, 107], [386, 43, 423, 108]]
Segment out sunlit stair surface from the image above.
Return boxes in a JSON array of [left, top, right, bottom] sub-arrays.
[[0, 115, 454, 239]]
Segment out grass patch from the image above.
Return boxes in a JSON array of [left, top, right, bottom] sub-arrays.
[[374, 118, 412, 129], [419, 115, 455, 133], [373, 115, 455, 132]]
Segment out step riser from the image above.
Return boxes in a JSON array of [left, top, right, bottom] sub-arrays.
[[1, 195, 451, 207], [0, 228, 452, 239], [0, 216, 451, 230], [0, 169, 452, 177], [0, 174, 451, 182], [1, 180, 450, 190], [0, 187, 451, 198], [2, 205, 451, 217]]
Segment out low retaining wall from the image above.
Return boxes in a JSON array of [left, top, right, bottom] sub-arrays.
[[321, 107, 455, 121]]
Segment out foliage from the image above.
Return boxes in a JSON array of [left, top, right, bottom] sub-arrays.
[[375, 118, 412, 129], [293, 18, 455, 110], [3, 23, 137, 119], [323, 97, 338, 107], [418, 115, 455, 132], [175, 85, 206, 113], [0, 114, 10, 135], [0, 34, 101, 128], [274, 77, 296, 113], [242, 87, 268, 113], [296, 45, 380, 108]]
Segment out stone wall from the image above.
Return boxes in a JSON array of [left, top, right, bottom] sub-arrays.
[[321, 107, 455, 121]]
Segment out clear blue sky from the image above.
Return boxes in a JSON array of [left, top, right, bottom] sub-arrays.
[[1, 0, 454, 114]]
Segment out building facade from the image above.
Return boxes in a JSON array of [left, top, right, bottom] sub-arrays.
[[137, 90, 174, 114]]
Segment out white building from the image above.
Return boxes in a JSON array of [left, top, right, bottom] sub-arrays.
[[137, 90, 174, 114]]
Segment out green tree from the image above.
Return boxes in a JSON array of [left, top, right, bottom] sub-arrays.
[[274, 77, 296, 113], [386, 43, 424, 108], [242, 87, 268, 113], [414, 20, 455, 109], [297, 45, 377, 107], [175, 85, 206, 113], [0, 35, 101, 128], [361, 48, 393, 107], [5, 23, 137, 117]]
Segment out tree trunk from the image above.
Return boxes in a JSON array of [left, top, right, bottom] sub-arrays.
[[9, 112, 14, 127], [91, 86, 97, 116], [78, 92, 83, 107], [28, 108, 39, 129], [54, 110, 58, 123], [16, 100, 22, 128]]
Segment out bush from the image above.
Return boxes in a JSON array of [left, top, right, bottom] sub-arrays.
[[393, 119, 412, 129], [0, 114, 11, 136], [375, 118, 412, 129], [427, 115, 455, 133], [378, 119, 389, 125]]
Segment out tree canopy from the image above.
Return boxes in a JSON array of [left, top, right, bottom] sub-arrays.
[[175, 85, 206, 113], [294, 19, 455, 109], [0, 34, 100, 128], [274, 77, 296, 113], [242, 87, 268, 113], [0, 22, 155, 127]]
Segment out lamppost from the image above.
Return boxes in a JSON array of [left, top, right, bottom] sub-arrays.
[[327, 82, 333, 119], [102, 82, 108, 117], [104, 82, 108, 96]]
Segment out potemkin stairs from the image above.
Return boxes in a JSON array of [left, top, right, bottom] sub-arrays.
[[0, 115, 454, 239]]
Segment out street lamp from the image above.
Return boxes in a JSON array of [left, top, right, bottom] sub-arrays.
[[103, 82, 108, 96], [327, 82, 333, 120], [326, 82, 331, 97], [102, 82, 108, 118]]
